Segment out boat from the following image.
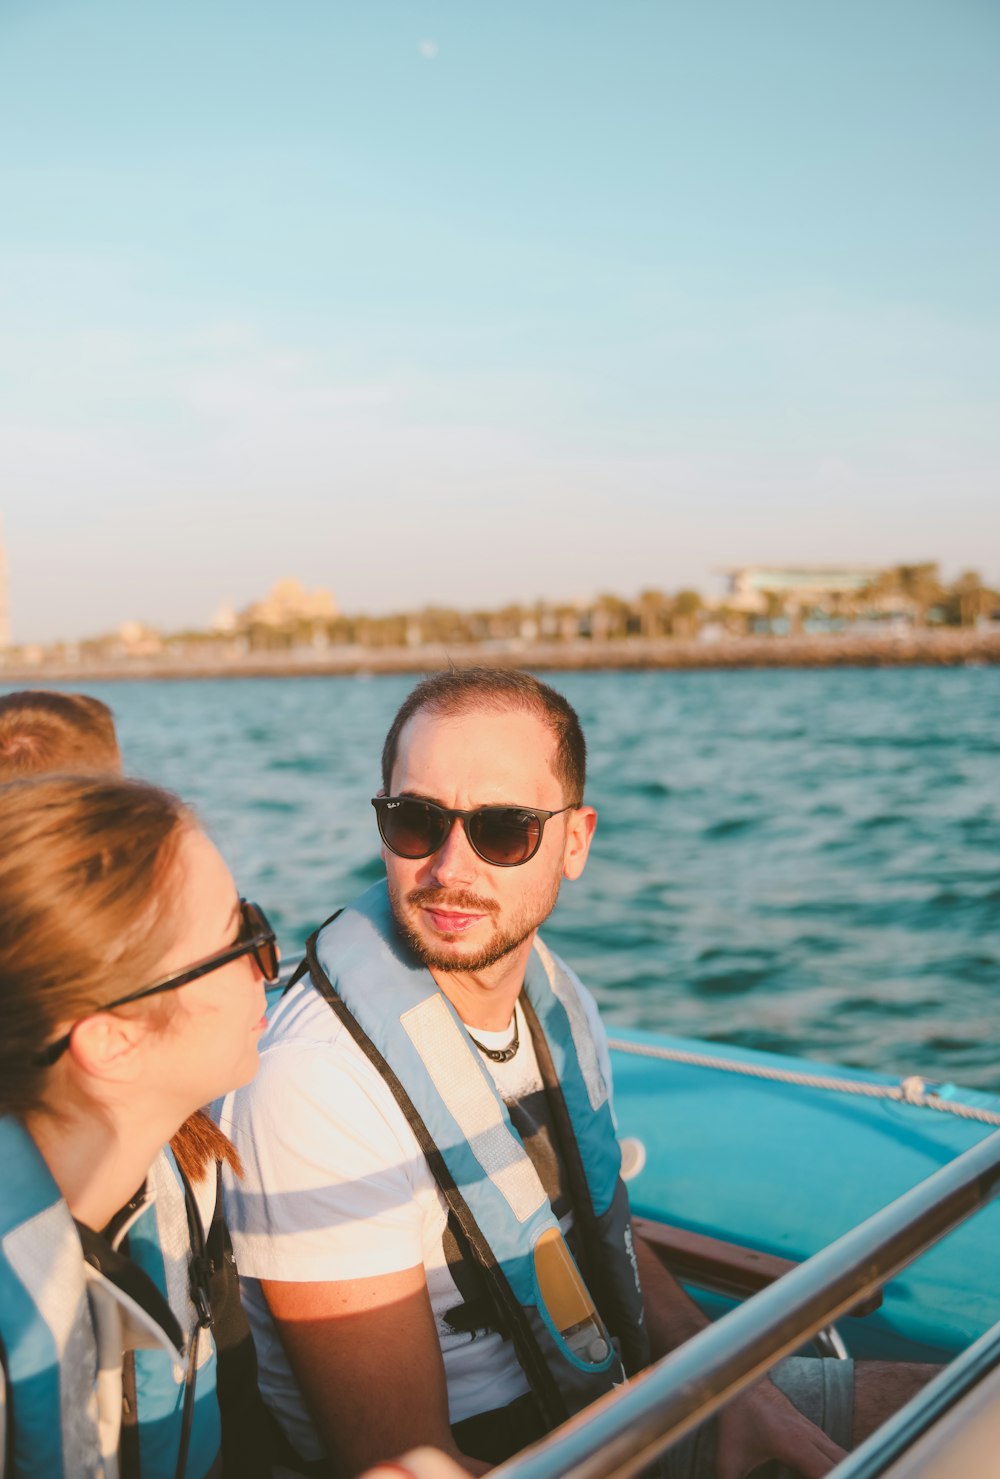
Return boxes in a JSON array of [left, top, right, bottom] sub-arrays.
[[609, 1029, 1000, 1365], [500, 1030, 1000, 1479], [265, 978, 1000, 1475]]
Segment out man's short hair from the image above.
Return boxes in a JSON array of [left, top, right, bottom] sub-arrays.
[[0, 691, 122, 780], [381, 667, 586, 803]]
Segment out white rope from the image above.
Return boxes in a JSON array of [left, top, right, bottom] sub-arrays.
[[606, 1038, 1000, 1127]]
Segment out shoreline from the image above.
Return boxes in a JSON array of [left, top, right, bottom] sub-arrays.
[[2, 627, 999, 683]]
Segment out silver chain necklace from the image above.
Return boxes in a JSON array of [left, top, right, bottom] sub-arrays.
[[468, 1011, 520, 1064]]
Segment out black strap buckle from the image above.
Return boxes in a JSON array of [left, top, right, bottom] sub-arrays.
[[188, 1251, 214, 1329]]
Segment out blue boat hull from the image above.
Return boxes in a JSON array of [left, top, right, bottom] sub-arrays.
[[609, 1030, 1000, 1363]]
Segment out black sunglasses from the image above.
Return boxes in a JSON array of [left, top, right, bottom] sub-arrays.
[[36, 899, 280, 1067], [372, 795, 577, 867]]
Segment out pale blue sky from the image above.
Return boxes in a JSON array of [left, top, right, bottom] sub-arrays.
[[1, 0, 997, 642]]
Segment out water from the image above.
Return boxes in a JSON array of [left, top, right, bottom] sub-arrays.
[[6, 667, 999, 1089]]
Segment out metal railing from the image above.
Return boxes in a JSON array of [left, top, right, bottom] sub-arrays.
[[833, 1316, 1000, 1479], [493, 1129, 1000, 1479]]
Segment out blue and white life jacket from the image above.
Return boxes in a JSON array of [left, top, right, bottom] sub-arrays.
[[0, 1116, 222, 1479], [304, 881, 649, 1430]]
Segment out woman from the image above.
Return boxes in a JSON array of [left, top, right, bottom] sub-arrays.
[[0, 772, 278, 1479], [0, 773, 477, 1479]]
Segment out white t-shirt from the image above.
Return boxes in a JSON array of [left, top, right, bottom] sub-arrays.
[[220, 968, 613, 1464]]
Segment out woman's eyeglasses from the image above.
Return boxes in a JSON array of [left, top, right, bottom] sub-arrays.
[[35, 899, 280, 1067], [371, 795, 577, 868]]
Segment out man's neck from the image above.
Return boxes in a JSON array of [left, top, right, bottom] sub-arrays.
[[428, 933, 534, 1031]]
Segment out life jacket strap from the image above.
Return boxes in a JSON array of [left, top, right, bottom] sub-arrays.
[[303, 927, 569, 1430]]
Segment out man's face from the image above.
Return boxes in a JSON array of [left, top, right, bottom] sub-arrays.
[[382, 705, 595, 975]]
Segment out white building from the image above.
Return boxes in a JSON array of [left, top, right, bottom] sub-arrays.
[[720, 565, 881, 616]]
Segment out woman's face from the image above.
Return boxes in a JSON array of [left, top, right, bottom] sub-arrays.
[[140, 825, 269, 1113]]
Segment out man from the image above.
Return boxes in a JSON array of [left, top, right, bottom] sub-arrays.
[[223, 668, 921, 1479], [0, 689, 121, 777]]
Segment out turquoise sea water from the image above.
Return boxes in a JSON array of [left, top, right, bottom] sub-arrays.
[[7, 667, 999, 1089]]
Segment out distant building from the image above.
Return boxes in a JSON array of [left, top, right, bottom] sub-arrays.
[[117, 621, 163, 658], [211, 602, 239, 634], [720, 565, 880, 615], [243, 578, 338, 628]]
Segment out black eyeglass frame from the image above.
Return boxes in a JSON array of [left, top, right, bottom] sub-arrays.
[[371, 795, 578, 867], [35, 899, 280, 1067]]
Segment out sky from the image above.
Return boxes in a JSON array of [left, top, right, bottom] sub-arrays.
[[1, 0, 998, 643]]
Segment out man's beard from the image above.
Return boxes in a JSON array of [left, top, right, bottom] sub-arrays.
[[387, 878, 562, 973]]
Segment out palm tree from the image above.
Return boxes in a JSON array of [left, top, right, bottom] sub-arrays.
[[894, 564, 945, 626], [420, 606, 470, 644], [492, 603, 527, 641], [670, 589, 703, 640], [864, 563, 943, 626], [591, 594, 631, 641], [552, 603, 584, 641], [947, 571, 1000, 627], [636, 589, 669, 639], [756, 589, 786, 635]]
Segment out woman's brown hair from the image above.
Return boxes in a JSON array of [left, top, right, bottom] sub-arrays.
[[0, 690, 122, 779], [0, 773, 239, 1179]]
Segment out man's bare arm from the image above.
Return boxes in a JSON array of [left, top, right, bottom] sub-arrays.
[[262, 1266, 487, 1478], [633, 1236, 844, 1479], [634, 1232, 712, 1357]]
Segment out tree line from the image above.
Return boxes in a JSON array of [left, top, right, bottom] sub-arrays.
[[225, 563, 1000, 653], [18, 562, 996, 665]]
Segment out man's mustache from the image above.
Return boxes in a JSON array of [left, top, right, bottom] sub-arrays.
[[407, 887, 499, 915]]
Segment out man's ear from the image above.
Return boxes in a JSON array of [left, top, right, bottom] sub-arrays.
[[562, 806, 597, 881], [66, 1012, 149, 1085]]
